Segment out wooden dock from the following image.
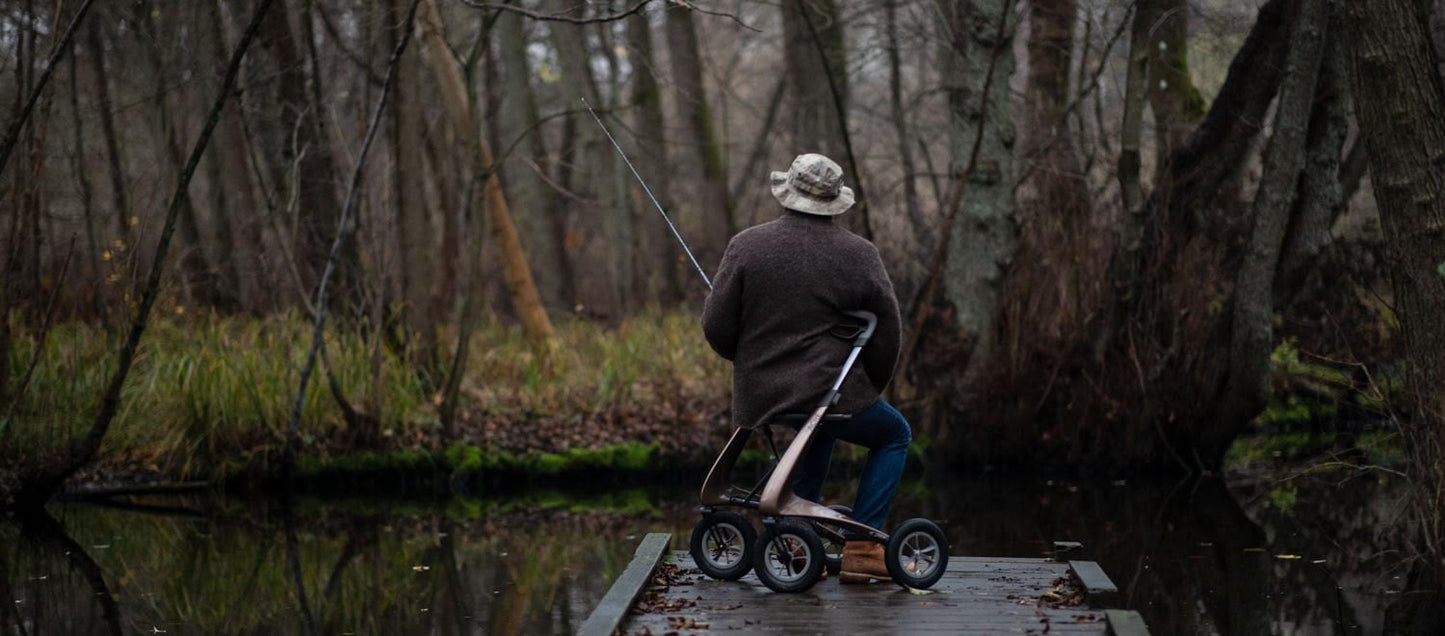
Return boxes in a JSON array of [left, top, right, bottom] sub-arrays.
[[581, 534, 1149, 635]]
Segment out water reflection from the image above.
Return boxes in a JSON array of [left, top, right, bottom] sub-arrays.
[[0, 469, 1430, 635]]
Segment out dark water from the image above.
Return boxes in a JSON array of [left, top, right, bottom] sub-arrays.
[[1, 467, 1434, 635]]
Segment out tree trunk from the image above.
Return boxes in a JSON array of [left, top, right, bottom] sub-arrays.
[[1220, 0, 1328, 442], [497, 9, 573, 309], [1341, 0, 1445, 524], [207, 0, 271, 313], [625, 7, 683, 304], [665, 6, 731, 271], [1276, 39, 1351, 306], [550, 2, 630, 314], [886, 0, 928, 263], [259, 0, 347, 296], [66, 49, 102, 317], [927, 0, 1300, 473], [780, 0, 869, 238], [84, 23, 129, 240], [137, 4, 226, 309], [1140, 0, 1206, 170], [389, 0, 438, 354], [932, 0, 1018, 378], [417, 0, 553, 347]]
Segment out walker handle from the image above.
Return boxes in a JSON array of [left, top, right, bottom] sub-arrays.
[[841, 310, 877, 348]]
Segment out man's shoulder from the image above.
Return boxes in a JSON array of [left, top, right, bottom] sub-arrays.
[[727, 216, 878, 258], [726, 218, 784, 251]]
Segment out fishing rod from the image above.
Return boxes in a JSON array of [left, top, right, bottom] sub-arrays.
[[582, 98, 713, 290]]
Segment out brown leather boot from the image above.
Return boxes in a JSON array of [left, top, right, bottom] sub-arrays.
[[839, 541, 888, 584]]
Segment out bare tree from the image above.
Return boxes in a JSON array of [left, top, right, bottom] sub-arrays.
[[13, 0, 276, 506], [418, 0, 554, 347]]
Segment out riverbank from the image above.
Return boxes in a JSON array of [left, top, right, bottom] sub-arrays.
[[4, 310, 733, 490], [4, 311, 1402, 496]]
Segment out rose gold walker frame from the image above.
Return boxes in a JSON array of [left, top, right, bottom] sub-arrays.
[[697, 310, 890, 544]]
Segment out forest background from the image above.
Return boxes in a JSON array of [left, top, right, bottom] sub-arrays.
[[1, 0, 1444, 579]]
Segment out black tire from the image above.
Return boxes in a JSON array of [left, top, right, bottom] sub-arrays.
[[690, 511, 755, 581], [885, 518, 949, 590], [752, 519, 825, 593], [815, 505, 851, 576]]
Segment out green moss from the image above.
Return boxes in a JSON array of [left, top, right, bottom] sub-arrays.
[[1269, 483, 1298, 514], [1225, 431, 1406, 470]]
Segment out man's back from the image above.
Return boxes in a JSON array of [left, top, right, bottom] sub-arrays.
[[701, 210, 901, 430]]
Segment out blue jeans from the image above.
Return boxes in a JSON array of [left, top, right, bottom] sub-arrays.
[[791, 399, 911, 531]]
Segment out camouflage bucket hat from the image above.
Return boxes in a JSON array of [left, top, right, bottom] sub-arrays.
[[769, 153, 856, 216]]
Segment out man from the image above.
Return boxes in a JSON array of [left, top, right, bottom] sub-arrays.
[[701, 153, 909, 584]]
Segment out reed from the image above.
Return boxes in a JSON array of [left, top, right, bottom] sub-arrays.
[[2, 309, 727, 482]]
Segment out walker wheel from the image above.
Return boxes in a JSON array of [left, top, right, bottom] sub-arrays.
[[753, 519, 825, 593], [689, 512, 755, 580], [815, 505, 851, 576], [885, 518, 949, 590]]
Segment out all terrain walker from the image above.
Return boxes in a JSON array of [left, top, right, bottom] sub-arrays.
[[688, 310, 950, 593]]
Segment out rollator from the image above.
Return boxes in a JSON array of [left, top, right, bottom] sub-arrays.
[[688, 310, 949, 593]]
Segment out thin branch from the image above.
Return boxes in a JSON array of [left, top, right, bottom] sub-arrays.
[[460, 0, 652, 24], [0, 0, 97, 178], [284, 0, 424, 470]]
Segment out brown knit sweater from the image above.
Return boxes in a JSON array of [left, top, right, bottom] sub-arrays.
[[701, 210, 902, 430]]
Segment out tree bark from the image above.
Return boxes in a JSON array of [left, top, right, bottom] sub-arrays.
[[934, 0, 1018, 368], [1341, 0, 1445, 519], [84, 23, 129, 240], [1276, 38, 1351, 306], [780, 0, 869, 238], [550, 1, 630, 314], [136, 3, 228, 309], [259, 0, 348, 296], [625, 6, 682, 304], [1432, 0, 1445, 81], [1140, 0, 1206, 170], [886, 0, 928, 258], [67, 49, 102, 317], [389, 0, 438, 351], [417, 0, 553, 346], [498, 9, 573, 308], [665, 6, 731, 271], [1113, 1, 1150, 301], [1220, 0, 1328, 438]]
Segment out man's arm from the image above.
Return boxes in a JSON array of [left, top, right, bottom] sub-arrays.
[[701, 240, 744, 360], [860, 244, 902, 391]]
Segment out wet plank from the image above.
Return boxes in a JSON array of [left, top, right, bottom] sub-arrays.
[[616, 552, 1130, 635], [1069, 560, 1121, 608], [577, 533, 671, 636], [1106, 609, 1150, 636]]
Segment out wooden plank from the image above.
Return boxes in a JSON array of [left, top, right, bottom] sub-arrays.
[[577, 533, 671, 636], [619, 551, 1128, 635], [1106, 609, 1150, 636], [1053, 540, 1086, 561], [1069, 560, 1121, 608]]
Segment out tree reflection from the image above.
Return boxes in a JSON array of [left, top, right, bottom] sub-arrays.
[[1, 509, 123, 635]]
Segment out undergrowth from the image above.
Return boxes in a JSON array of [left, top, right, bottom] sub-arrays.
[[2, 310, 726, 481]]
